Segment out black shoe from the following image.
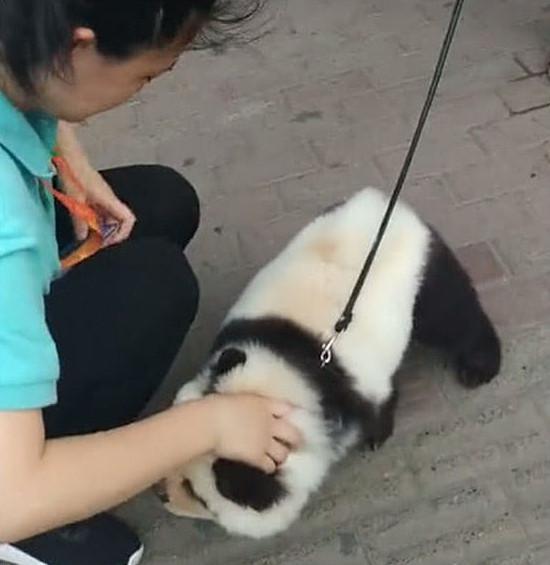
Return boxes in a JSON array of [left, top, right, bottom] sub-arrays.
[[0, 513, 143, 565]]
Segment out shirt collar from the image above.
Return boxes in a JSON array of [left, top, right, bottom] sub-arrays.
[[0, 91, 57, 179]]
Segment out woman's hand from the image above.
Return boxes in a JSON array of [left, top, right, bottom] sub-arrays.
[[56, 121, 136, 246], [204, 394, 302, 474], [73, 167, 136, 245]]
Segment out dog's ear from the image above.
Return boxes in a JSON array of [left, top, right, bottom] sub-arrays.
[[214, 348, 247, 375], [205, 348, 247, 396]]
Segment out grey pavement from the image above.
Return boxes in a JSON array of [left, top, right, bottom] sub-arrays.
[[40, 0, 550, 563]]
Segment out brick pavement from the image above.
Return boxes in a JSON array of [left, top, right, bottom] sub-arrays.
[[74, 0, 550, 563]]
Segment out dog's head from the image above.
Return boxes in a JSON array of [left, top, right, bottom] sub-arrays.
[[157, 340, 323, 537]]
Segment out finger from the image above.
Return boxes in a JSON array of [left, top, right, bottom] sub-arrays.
[[260, 456, 277, 475], [273, 420, 302, 449], [270, 400, 293, 419], [72, 217, 89, 242], [119, 213, 136, 240], [102, 206, 136, 245], [113, 205, 136, 242], [95, 194, 136, 243], [107, 214, 135, 245], [267, 439, 290, 465]]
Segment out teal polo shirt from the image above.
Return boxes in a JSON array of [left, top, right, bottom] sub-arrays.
[[0, 91, 61, 410]]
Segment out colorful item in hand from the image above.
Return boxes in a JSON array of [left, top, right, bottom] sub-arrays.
[[45, 155, 116, 270]]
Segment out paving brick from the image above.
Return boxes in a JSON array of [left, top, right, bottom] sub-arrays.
[[235, 210, 313, 267], [399, 173, 457, 212], [83, 134, 158, 171], [498, 76, 550, 114], [374, 132, 485, 180], [533, 380, 550, 424], [530, 543, 550, 564], [427, 190, 538, 248], [271, 163, 385, 217], [506, 459, 550, 508], [188, 225, 244, 274], [403, 396, 547, 469], [365, 48, 441, 90], [212, 96, 286, 132], [452, 25, 543, 71], [455, 242, 508, 286], [451, 327, 550, 402], [360, 480, 510, 553], [397, 366, 449, 411], [437, 56, 525, 101], [476, 550, 534, 565], [493, 223, 550, 277], [201, 183, 285, 232], [396, 18, 488, 60], [282, 70, 374, 115], [514, 489, 550, 544], [412, 443, 501, 490], [427, 92, 510, 131], [499, 429, 550, 469], [379, 80, 442, 123], [160, 123, 317, 191], [514, 47, 549, 76], [308, 117, 412, 169], [340, 90, 409, 128], [526, 183, 550, 226], [154, 130, 210, 172], [468, 0, 549, 26], [479, 274, 550, 330], [367, 534, 464, 565], [248, 532, 369, 565], [284, 0, 417, 39], [444, 143, 550, 204], [215, 128, 318, 189], [301, 448, 418, 527], [460, 515, 529, 563], [472, 107, 550, 155], [136, 89, 206, 128], [80, 102, 139, 139], [335, 1, 428, 39], [365, 512, 526, 565]]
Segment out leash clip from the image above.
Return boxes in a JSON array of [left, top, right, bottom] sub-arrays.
[[320, 334, 338, 368]]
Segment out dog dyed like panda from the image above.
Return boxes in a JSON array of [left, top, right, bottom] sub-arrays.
[[161, 187, 501, 539]]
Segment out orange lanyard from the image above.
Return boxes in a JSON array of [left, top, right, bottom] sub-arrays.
[[44, 155, 105, 271]]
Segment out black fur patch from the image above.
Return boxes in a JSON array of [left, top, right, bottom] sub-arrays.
[[217, 348, 247, 372], [212, 317, 383, 440], [413, 230, 501, 386], [206, 347, 247, 394], [212, 459, 286, 512]]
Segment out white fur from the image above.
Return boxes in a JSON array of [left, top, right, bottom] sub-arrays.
[[227, 188, 431, 404], [170, 188, 432, 538]]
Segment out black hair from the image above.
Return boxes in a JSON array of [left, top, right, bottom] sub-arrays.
[[0, 0, 260, 93]]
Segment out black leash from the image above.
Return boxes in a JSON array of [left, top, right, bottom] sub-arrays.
[[320, 0, 466, 367]]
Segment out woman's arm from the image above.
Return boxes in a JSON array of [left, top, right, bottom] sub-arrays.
[[0, 395, 298, 543]]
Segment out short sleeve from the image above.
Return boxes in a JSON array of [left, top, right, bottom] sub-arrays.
[[0, 158, 59, 411]]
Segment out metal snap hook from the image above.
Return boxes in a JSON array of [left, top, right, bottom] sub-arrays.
[[320, 335, 338, 368]]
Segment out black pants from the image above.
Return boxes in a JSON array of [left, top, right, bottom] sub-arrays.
[[43, 165, 200, 439]]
